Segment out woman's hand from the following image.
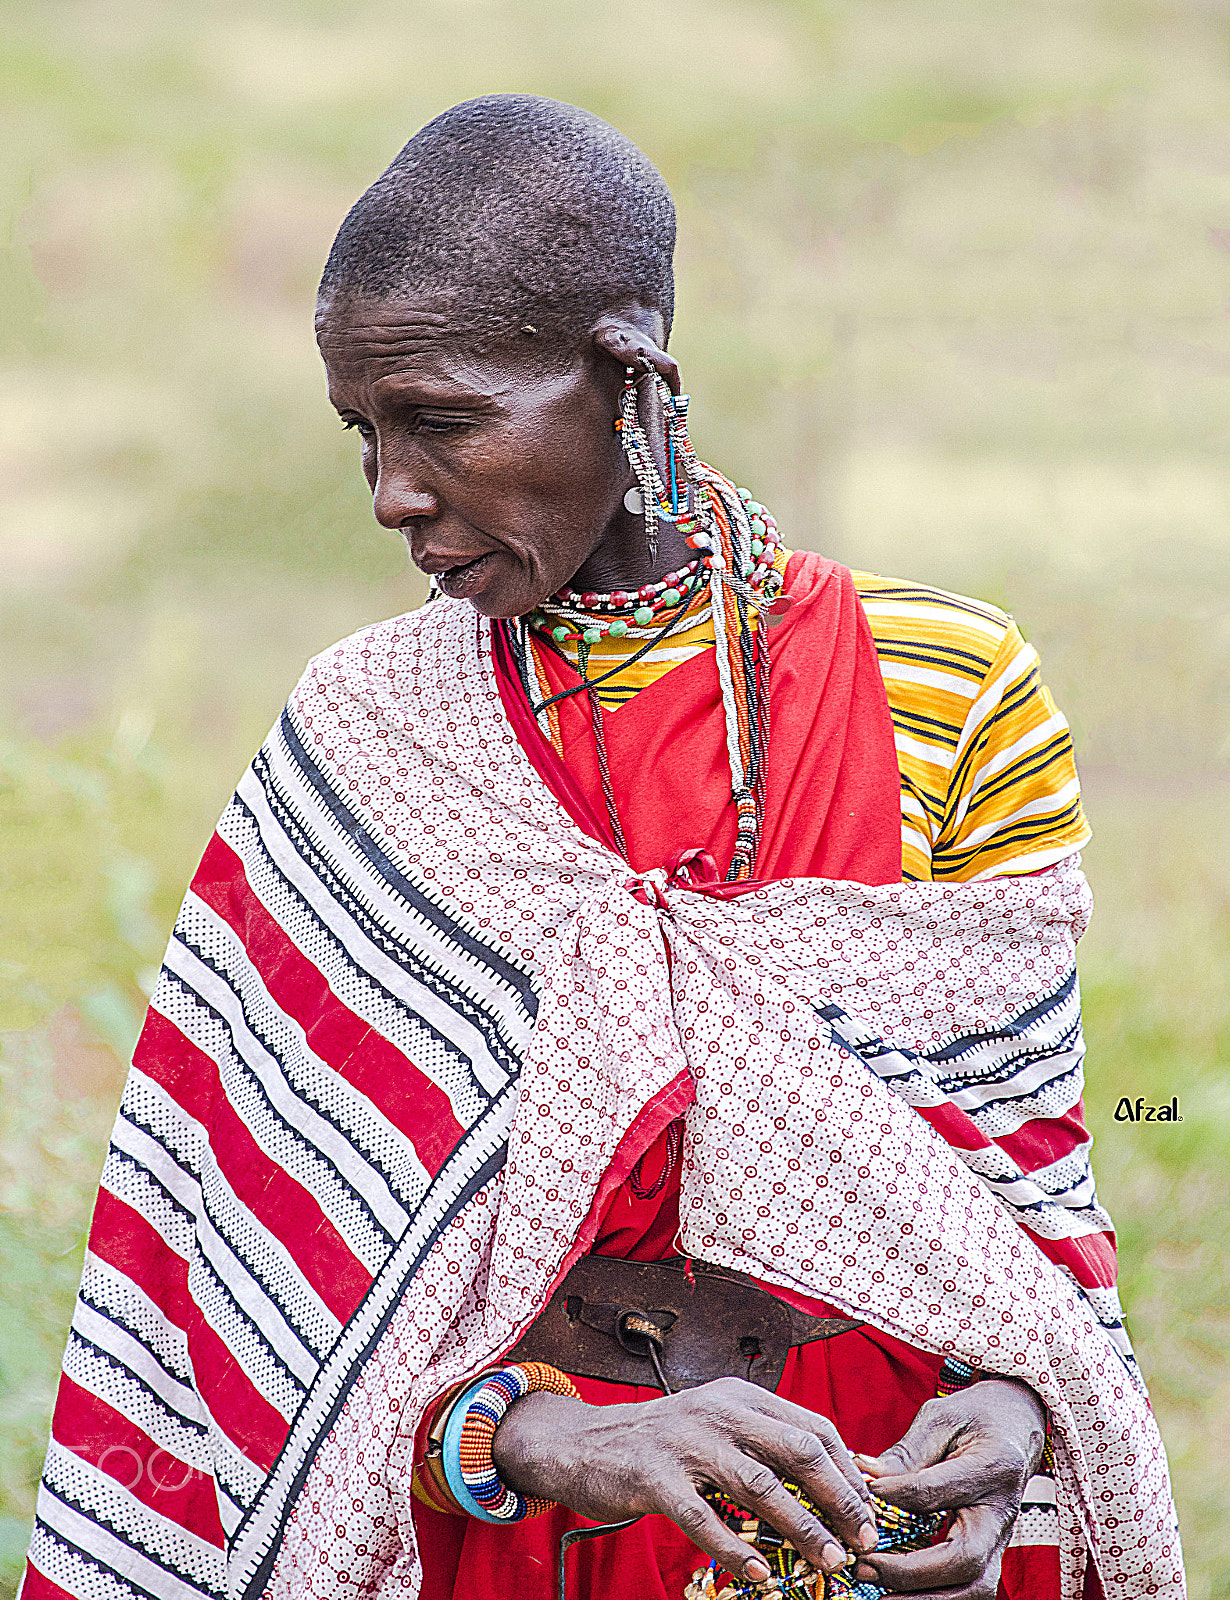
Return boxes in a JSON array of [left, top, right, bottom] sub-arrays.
[[851, 1378, 1047, 1599], [491, 1375, 879, 1586]]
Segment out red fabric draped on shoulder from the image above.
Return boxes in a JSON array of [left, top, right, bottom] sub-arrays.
[[494, 552, 904, 885]]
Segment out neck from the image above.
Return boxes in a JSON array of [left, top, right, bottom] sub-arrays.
[[566, 507, 695, 596]]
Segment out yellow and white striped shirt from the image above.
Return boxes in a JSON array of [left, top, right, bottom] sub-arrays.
[[543, 562, 1090, 882], [852, 572, 1089, 881]]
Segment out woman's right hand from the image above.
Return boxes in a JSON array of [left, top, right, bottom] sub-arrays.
[[490, 1375, 879, 1586]]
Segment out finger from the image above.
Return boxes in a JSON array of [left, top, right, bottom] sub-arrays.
[[851, 1559, 1004, 1600], [694, 1379, 875, 1547], [769, 1405, 874, 1510], [853, 1503, 1007, 1592], [705, 1380, 874, 1510], [706, 1448, 860, 1578], [853, 1397, 964, 1481], [737, 1418, 878, 1553], [655, 1478, 776, 1587], [870, 1449, 1025, 1516]]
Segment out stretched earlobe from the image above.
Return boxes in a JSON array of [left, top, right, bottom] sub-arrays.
[[591, 315, 681, 395]]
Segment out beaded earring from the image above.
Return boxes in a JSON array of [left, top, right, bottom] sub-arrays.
[[617, 366, 661, 562], [616, 365, 709, 563]]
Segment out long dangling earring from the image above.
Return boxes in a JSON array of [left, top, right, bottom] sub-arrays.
[[665, 390, 698, 500], [617, 366, 660, 562], [617, 363, 716, 567]]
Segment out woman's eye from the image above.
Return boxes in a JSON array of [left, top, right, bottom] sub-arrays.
[[340, 414, 467, 438]]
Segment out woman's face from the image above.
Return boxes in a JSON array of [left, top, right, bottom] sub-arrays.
[[316, 292, 664, 618]]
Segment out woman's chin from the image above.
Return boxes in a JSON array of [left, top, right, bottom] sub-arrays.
[[437, 551, 501, 600], [455, 583, 535, 621], [442, 565, 546, 621]]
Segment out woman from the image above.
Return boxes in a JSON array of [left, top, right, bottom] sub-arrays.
[[22, 97, 1181, 1600]]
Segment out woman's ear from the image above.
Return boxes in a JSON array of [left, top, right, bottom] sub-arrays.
[[591, 313, 682, 395]]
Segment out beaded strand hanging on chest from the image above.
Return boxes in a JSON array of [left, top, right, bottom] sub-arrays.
[[501, 366, 785, 882]]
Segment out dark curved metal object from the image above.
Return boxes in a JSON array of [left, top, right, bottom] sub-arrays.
[[509, 1255, 863, 1394], [556, 1517, 644, 1600]]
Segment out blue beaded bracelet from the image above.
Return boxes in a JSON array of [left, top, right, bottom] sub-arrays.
[[440, 1362, 579, 1524], [440, 1379, 509, 1525]]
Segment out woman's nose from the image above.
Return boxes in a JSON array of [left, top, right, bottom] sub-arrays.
[[371, 458, 438, 529]]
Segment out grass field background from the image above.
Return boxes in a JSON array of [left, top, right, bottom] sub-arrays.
[[2, 0, 1228, 1592]]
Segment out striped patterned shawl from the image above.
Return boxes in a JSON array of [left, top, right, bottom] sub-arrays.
[[23, 598, 1183, 1600]]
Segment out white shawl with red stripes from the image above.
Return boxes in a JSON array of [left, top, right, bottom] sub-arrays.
[[22, 597, 1183, 1600]]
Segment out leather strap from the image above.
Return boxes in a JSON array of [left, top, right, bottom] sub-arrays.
[[507, 1256, 862, 1393]]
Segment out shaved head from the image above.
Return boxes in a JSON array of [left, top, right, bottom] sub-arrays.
[[318, 95, 676, 356]]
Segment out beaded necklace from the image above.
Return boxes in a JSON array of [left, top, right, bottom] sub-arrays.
[[530, 500, 781, 658], [501, 368, 785, 882], [529, 559, 706, 660]]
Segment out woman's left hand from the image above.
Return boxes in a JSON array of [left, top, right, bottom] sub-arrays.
[[850, 1378, 1047, 1598]]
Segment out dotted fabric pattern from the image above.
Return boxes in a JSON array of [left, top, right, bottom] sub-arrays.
[[246, 599, 1182, 1600]]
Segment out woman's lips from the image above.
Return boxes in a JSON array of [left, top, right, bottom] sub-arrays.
[[437, 552, 497, 598]]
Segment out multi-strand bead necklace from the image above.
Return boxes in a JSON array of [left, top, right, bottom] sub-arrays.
[[524, 492, 781, 671], [502, 367, 785, 882]]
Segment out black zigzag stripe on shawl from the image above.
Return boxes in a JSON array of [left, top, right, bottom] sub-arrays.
[[116, 1082, 344, 1374], [225, 792, 505, 1130], [817, 974, 1086, 1132], [26, 707, 540, 1600], [158, 945, 405, 1257], [816, 990, 1103, 1237], [247, 726, 534, 1080], [35, 1488, 227, 1600], [228, 1125, 516, 1598], [222, 710, 533, 1592]]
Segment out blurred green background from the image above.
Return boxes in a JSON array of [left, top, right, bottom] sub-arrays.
[[2, 0, 1228, 1592]]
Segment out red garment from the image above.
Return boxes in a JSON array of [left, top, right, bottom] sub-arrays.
[[417, 555, 1063, 1599], [513, 552, 904, 882]]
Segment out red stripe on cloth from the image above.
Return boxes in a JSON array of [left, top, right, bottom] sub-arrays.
[[50, 1377, 225, 1548], [911, 1098, 995, 1153], [89, 1191, 194, 1333], [997, 1102, 1096, 1183], [88, 1193, 291, 1471], [132, 1010, 373, 1324], [1028, 1227, 1119, 1290], [901, 1102, 1118, 1288], [193, 833, 466, 1174], [130, 1006, 216, 1124], [17, 1563, 81, 1599], [207, 1094, 372, 1324], [185, 1314, 288, 1474]]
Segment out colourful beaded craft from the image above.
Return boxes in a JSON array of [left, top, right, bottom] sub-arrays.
[[682, 1488, 944, 1600], [455, 1362, 579, 1522]]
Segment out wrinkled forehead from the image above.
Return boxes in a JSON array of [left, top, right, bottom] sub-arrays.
[[316, 286, 585, 386], [316, 290, 587, 412], [316, 290, 452, 354]]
